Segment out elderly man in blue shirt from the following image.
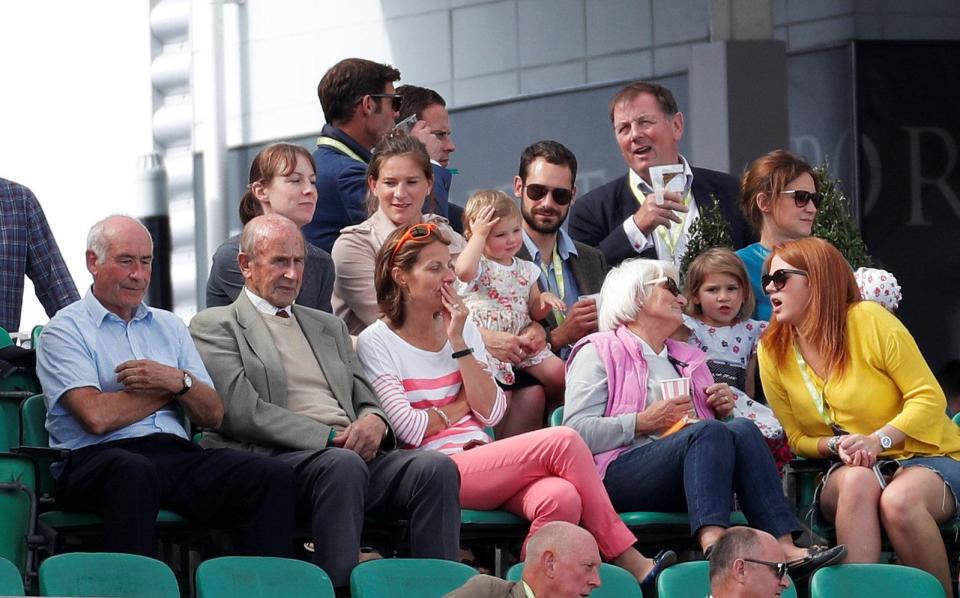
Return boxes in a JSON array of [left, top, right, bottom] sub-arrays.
[[36, 214, 296, 557]]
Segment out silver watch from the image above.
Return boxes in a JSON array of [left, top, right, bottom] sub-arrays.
[[175, 371, 193, 397], [875, 431, 893, 450]]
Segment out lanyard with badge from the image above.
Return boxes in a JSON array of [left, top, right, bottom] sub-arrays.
[[793, 341, 844, 434], [628, 174, 692, 257], [316, 136, 366, 164], [538, 249, 566, 324]]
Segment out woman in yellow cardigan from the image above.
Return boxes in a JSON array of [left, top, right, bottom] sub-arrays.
[[758, 237, 960, 597]]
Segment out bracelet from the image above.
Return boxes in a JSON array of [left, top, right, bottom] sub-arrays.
[[430, 406, 451, 428], [451, 347, 474, 359]]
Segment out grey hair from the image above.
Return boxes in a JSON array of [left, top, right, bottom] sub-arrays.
[[598, 258, 677, 331], [86, 215, 152, 263], [239, 213, 303, 258], [708, 527, 761, 584]]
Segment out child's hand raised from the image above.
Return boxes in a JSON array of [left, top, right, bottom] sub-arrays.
[[468, 205, 500, 239], [539, 292, 566, 313]]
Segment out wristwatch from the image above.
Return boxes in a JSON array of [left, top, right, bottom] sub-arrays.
[[874, 430, 893, 451], [826, 436, 840, 456], [175, 371, 193, 397]]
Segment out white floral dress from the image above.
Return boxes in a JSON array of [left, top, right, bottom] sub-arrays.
[[683, 316, 784, 440], [457, 256, 553, 385]]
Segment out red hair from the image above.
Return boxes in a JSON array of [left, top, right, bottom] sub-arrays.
[[762, 237, 860, 374]]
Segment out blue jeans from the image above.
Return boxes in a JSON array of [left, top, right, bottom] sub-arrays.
[[603, 418, 801, 538]]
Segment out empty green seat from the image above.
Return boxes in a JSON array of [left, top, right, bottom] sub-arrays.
[[0, 554, 25, 595], [39, 552, 180, 597], [350, 558, 477, 598], [196, 556, 334, 598], [810, 563, 944, 598]]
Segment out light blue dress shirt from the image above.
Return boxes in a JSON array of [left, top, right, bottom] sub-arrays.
[[521, 228, 582, 312], [37, 290, 214, 453]]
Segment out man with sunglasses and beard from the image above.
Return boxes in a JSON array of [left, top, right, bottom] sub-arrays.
[[305, 58, 402, 253], [709, 528, 792, 598], [568, 81, 751, 268], [515, 141, 608, 357]]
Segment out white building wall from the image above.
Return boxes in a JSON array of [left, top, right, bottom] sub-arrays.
[[200, 0, 960, 149]]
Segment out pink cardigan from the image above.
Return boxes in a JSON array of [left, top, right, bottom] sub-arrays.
[[567, 325, 717, 478]]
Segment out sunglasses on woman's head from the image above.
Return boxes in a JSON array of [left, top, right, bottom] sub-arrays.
[[761, 268, 807, 294], [781, 189, 822, 209], [644, 276, 681, 297], [524, 183, 574, 206], [741, 558, 788, 580], [391, 223, 438, 259]]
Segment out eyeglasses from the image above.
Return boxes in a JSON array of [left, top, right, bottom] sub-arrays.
[[391, 223, 438, 259], [367, 93, 403, 112], [741, 558, 788, 580], [761, 268, 807, 294], [644, 276, 681, 297], [781, 189, 822, 209], [524, 183, 574, 206]]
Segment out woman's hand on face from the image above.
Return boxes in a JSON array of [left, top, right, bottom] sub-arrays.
[[705, 383, 736, 419], [468, 205, 500, 240], [635, 396, 695, 436], [440, 283, 469, 345]]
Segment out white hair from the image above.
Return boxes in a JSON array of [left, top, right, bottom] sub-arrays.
[[598, 258, 677, 331], [86, 215, 152, 263]]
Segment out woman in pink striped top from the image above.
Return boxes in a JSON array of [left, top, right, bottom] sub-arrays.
[[356, 223, 676, 589]]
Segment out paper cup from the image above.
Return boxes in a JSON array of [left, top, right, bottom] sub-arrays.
[[659, 377, 691, 401], [578, 293, 600, 302]]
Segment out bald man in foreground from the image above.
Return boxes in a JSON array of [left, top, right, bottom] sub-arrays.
[[445, 521, 602, 598], [709, 527, 792, 598]]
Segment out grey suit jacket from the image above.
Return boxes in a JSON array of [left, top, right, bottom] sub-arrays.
[[189, 291, 394, 454], [517, 239, 608, 333], [444, 575, 526, 598]]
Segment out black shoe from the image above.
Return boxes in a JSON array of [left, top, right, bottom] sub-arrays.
[[786, 544, 847, 580], [640, 549, 678, 594]]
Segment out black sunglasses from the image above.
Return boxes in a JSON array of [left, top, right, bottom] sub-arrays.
[[366, 93, 403, 112], [742, 558, 788, 579], [761, 268, 807, 294], [781, 189, 822, 209], [644, 276, 681, 297], [524, 183, 574, 206]]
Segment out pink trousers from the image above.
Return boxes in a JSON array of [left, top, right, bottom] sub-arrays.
[[450, 426, 636, 560]]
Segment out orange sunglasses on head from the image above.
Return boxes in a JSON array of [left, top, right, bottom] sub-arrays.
[[391, 223, 439, 259]]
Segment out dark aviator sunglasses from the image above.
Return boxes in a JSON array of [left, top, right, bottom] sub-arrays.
[[524, 183, 574, 206], [742, 558, 789, 580], [365, 93, 403, 112]]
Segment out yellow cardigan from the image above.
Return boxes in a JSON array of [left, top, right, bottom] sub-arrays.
[[759, 301, 960, 460]]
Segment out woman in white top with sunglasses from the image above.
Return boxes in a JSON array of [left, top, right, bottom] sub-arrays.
[[735, 150, 821, 320]]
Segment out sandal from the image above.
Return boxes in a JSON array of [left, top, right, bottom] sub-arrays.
[[786, 544, 847, 580]]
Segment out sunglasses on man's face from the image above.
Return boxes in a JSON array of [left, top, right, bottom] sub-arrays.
[[741, 558, 789, 580], [524, 183, 574, 206], [761, 268, 807, 294], [781, 189, 822, 209], [644, 276, 681, 297], [366, 93, 403, 112]]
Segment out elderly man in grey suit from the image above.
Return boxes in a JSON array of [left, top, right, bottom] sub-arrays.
[[445, 521, 602, 598], [190, 214, 460, 591]]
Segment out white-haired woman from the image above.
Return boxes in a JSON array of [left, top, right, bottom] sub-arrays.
[[562, 258, 845, 579]]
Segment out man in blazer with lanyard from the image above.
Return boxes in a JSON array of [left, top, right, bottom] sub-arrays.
[[568, 81, 751, 268], [514, 141, 608, 358], [190, 215, 460, 591], [305, 58, 402, 253]]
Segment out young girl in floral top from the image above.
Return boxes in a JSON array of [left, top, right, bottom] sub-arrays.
[[455, 190, 567, 415], [680, 248, 791, 471]]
